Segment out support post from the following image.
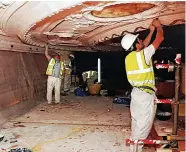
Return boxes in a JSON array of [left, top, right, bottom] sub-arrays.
[[172, 64, 181, 135], [172, 54, 182, 135]]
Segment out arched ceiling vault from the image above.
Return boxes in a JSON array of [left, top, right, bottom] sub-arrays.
[[0, 1, 185, 53]]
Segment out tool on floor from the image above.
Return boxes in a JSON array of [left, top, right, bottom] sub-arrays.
[[113, 97, 130, 106], [0, 134, 4, 142], [8, 148, 32, 152], [10, 140, 17, 143]]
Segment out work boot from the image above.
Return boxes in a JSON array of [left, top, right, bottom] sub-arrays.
[[64, 89, 70, 92], [47, 101, 52, 105], [48, 101, 55, 105], [61, 92, 68, 96], [55, 101, 60, 104]]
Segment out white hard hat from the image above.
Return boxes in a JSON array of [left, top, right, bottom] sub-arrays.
[[121, 33, 139, 51], [69, 54, 74, 58]]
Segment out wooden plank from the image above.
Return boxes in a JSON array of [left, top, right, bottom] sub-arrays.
[[143, 147, 155, 152], [149, 125, 164, 150], [178, 129, 185, 151], [150, 125, 163, 140], [154, 117, 185, 152], [156, 149, 172, 152], [178, 141, 185, 152], [154, 120, 172, 136], [180, 63, 185, 95], [179, 103, 185, 116]]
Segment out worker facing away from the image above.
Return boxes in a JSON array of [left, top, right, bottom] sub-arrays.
[[121, 18, 164, 152], [82, 70, 98, 91], [45, 44, 64, 104], [63, 54, 75, 92]]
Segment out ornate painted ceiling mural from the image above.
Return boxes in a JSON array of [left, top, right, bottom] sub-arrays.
[[0, 1, 185, 53]]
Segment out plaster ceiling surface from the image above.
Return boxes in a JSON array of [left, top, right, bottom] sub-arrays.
[[0, 1, 185, 52]]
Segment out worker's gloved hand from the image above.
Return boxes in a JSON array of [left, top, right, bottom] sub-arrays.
[[152, 18, 162, 27]]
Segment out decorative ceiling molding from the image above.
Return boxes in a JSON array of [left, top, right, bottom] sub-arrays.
[[0, 2, 28, 35], [88, 13, 185, 46], [0, 1, 13, 9], [0, 1, 185, 53], [84, 2, 185, 45], [0, 1, 83, 46], [0, 35, 94, 54], [0, 30, 6, 36], [83, 2, 165, 22]]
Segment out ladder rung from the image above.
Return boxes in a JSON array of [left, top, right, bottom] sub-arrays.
[[126, 139, 169, 145], [156, 64, 170, 69], [154, 99, 173, 104]]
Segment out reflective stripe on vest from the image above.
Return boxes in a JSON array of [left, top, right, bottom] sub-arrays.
[[88, 71, 92, 78], [125, 50, 155, 91], [60, 62, 64, 76], [82, 71, 97, 78], [127, 67, 153, 74], [46, 58, 63, 78], [64, 60, 72, 75], [136, 52, 144, 70], [129, 80, 155, 86]]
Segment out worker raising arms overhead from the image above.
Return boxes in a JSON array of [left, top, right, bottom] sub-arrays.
[[45, 44, 64, 104], [121, 18, 164, 152]]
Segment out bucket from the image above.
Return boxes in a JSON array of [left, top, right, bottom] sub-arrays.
[[88, 83, 101, 95]]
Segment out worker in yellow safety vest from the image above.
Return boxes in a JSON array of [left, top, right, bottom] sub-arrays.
[[82, 70, 98, 90], [121, 19, 164, 152], [63, 54, 75, 92], [82, 70, 98, 83], [45, 44, 64, 104]]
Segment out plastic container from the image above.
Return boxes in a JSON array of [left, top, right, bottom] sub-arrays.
[[88, 83, 101, 95], [156, 111, 172, 121]]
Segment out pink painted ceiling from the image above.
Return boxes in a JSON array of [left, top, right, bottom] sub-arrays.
[[0, 1, 185, 52]]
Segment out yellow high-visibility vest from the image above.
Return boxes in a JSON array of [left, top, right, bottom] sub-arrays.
[[125, 50, 155, 94], [82, 71, 98, 78], [64, 59, 72, 75], [46, 58, 64, 78], [82, 71, 98, 82]]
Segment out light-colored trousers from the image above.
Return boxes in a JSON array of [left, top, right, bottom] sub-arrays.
[[63, 74, 71, 91], [130, 88, 157, 152], [47, 76, 61, 103]]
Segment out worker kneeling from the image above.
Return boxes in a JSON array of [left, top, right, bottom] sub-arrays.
[[82, 70, 98, 92], [121, 19, 164, 152]]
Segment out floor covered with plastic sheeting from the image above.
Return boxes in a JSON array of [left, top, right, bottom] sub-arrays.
[[0, 95, 155, 152]]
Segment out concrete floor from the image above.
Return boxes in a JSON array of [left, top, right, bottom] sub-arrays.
[[0, 95, 155, 152]]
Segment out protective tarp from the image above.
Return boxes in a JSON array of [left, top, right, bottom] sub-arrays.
[[0, 51, 47, 109]]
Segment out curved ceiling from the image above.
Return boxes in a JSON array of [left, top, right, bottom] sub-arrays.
[[0, 1, 185, 52]]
